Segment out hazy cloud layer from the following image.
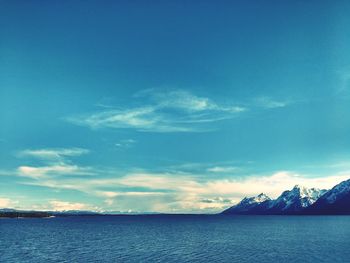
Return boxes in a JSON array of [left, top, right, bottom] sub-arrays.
[[16, 164, 350, 213], [9, 146, 349, 213]]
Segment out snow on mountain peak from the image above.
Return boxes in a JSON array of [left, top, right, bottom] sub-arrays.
[[325, 178, 350, 204], [255, 193, 270, 202], [274, 185, 326, 209], [296, 186, 325, 200], [239, 193, 271, 205]]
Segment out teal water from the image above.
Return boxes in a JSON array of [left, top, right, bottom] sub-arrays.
[[1, 215, 350, 262]]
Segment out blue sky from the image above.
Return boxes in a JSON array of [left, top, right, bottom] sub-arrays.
[[1, 0, 350, 212]]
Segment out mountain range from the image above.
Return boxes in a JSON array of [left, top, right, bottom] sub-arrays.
[[222, 178, 350, 215]]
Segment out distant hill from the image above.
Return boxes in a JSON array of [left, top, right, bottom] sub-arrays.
[[0, 209, 51, 218], [0, 209, 160, 218]]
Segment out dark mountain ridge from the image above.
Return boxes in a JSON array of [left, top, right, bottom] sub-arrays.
[[222, 178, 350, 215]]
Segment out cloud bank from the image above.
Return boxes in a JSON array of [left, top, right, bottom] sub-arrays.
[[10, 146, 349, 213]]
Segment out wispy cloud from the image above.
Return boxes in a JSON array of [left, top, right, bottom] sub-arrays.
[[18, 148, 89, 161], [207, 166, 238, 173], [67, 89, 246, 133], [49, 200, 95, 211], [97, 191, 167, 206], [17, 147, 93, 179], [148, 89, 245, 113], [115, 139, 137, 148], [200, 197, 234, 204], [18, 164, 93, 179], [150, 89, 217, 112], [336, 69, 350, 95], [254, 96, 289, 109], [0, 197, 18, 208]]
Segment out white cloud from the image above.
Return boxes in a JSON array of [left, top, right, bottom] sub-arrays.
[[18, 164, 93, 179], [255, 96, 289, 109], [16, 147, 93, 179], [153, 90, 216, 112], [49, 200, 92, 211], [104, 199, 114, 206], [200, 197, 234, 204], [98, 191, 120, 198], [97, 191, 165, 198], [115, 139, 137, 148], [207, 166, 238, 173], [0, 198, 15, 208], [117, 173, 200, 191], [18, 148, 89, 160], [68, 107, 194, 132], [98, 191, 167, 207]]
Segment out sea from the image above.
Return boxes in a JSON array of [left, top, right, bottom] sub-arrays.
[[1, 215, 350, 262]]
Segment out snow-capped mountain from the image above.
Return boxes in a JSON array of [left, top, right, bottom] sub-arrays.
[[238, 193, 271, 206], [305, 179, 350, 214], [322, 179, 350, 204], [222, 185, 327, 215], [267, 185, 326, 213], [222, 193, 271, 214]]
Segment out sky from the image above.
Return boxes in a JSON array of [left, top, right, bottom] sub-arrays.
[[1, 0, 350, 213]]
